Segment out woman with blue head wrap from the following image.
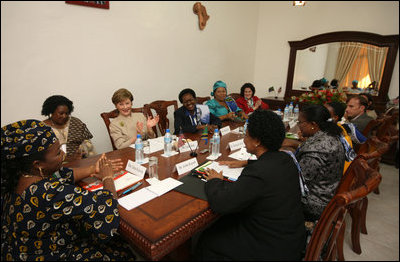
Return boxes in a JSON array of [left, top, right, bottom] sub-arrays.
[[205, 81, 248, 121]]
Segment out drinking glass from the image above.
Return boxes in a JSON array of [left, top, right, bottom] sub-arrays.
[[148, 156, 159, 180]]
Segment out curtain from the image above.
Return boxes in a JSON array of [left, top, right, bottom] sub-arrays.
[[367, 44, 388, 89], [334, 42, 363, 90], [342, 46, 370, 88]]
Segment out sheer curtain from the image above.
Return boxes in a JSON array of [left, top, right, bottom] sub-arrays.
[[367, 44, 388, 89], [334, 42, 363, 90], [342, 46, 371, 88]]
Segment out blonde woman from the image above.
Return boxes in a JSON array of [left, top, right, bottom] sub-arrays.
[[109, 88, 159, 149]]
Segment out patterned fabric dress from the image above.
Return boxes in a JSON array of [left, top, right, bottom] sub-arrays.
[[295, 131, 345, 221], [1, 168, 135, 261]]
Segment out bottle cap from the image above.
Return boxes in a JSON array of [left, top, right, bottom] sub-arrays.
[[137, 134, 141, 138], [166, 129, 170, 133], [214, 129, 219, 133]]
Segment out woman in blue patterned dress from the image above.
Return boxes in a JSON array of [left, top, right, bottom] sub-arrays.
[[1, 119, 135, 261]]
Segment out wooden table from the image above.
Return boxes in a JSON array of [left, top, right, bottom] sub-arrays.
[[65, 122, 245, 260]]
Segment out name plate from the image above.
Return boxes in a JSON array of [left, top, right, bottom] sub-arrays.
[[220, 126, 231, 136], [125, 160, 146, 178], [228, 139, 245, 151], [179, 141, 198, 153], [176, 158, 199, 176]]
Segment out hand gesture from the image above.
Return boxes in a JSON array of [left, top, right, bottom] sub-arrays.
[[92, 154, 114, 181], [92, 154, 124, 178], [147, 115, 160, 129], [136, 121, 144, 135], [226, 112, 235, 120], [204, 168, 223, 181], [254, 99, 262, 109]]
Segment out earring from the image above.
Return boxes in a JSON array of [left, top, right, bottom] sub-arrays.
[[38, 167, 44, 178], [311, 127, 314, 130]]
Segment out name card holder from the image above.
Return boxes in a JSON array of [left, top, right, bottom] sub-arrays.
[[126, 160, 146, 178], [179, 141, 198, 153], [175, 158, 199, 176], [228, 139, 245, 151], [220, 126, 231, 136]]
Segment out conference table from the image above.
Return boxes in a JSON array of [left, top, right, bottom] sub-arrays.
[[65, 121, 245, 261]]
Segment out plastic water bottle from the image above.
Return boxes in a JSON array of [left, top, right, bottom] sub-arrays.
[[243, 119, 249, 134], [135, 134, 144, 163], [288, 102, 294, 120], [283, 104, 289, 121], [164, 129, 172, 156], [276, 108, 282, 119], [293, 104, 300, 121], [211, 129, 220, 157]]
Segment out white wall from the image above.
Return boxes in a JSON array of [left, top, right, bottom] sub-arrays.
[[1, 1, 259, 153], [2, 1, 399, 155], [254, 1, 399, 98]]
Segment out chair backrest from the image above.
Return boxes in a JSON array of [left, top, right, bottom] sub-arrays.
[[196, 96, 210, 105], [361, 118, 384, 137], [376, 110, 399, 144], [228, 93, 241, 101], [100, 107, 145, 150], [304, 158, 382, 261], [357, 137, 390, 171], [144, 100, 178, 136]]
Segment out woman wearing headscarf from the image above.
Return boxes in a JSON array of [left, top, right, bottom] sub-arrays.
[[235, 83, 269, 114], [1, 120, 135, 261], [205, 80, 248, 121]]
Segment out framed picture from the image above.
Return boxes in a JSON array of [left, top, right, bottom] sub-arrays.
[[66, 1, 109, 9]]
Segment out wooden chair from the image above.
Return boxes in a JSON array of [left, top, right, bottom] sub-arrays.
[[100, 107, 145, 150], [196, 96, 210, 104], [144, 100, 178, 136], [228, 93, 241, 101], [361, 118, 384, 137], [340, 141, 389, 257], [304, 157, 382, 261]]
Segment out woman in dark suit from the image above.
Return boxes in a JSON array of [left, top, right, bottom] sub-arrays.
[[173, 88, 221, 135], [195, 109, 306, 260]]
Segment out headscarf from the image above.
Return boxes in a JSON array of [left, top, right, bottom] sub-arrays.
[[1, 119, 57, 160], [210, 80, 227, 96]]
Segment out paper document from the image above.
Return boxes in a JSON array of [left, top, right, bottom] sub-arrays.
[[81, 171, 142, 192], [146, 177, 183, 196], [118, 188, 157, 210], [206, 161, 244, 181], [228, 147, 257, 161], [118, 177, 183, 210]]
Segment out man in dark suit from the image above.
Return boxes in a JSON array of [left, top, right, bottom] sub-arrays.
[[173, 88, 221, 135], [345, 95, 373, 133]]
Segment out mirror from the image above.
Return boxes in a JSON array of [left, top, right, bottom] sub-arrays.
[[285, 31, 399, 113], [292, 42, 388, 95]]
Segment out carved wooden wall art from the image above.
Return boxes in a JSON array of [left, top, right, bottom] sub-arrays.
[[193, 2, 209, 30]]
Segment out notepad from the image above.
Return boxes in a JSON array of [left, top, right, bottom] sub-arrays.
[[118, 177, 183, 210], [81, 171, 142, 192]]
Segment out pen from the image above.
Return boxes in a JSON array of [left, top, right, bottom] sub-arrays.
[[122, 182, 143, 195]]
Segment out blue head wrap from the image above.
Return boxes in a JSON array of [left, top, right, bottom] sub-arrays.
[[211, 80, 227, 96]]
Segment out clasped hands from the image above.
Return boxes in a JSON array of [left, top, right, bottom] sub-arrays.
[[90, 153, 124, 181], [136, 115, 160, 134]]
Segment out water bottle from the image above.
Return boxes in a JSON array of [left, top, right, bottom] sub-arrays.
[[164, 129, 172, 156], [135, 134, 144, 163], [293, 104, 299, 121], [276, 108, 282, 119], [283, 104, 289, 121], [288, 102, 294, 120], [211, 129, 220, 157], [243, 119, 249, 134]]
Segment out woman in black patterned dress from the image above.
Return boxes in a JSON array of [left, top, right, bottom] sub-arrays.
[[1, 119, 135, 261]]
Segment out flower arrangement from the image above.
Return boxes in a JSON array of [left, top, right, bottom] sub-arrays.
[[291, 89, 347, 105]]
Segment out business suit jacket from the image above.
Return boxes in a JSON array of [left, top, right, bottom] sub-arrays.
[[196, 151, 306, 261], [350, 112, 373, 133], [173, 105, 221, 135]]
